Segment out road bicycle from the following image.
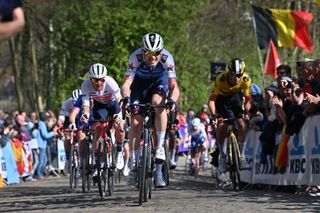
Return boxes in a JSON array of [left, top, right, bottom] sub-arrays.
[[81, 126, 95, 193], [222, 112, 242, 191], [92, 118, 116, 199]]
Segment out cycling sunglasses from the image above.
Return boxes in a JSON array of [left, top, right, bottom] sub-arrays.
[[144, 50, 162, 57], [91, 77, 105, 84]]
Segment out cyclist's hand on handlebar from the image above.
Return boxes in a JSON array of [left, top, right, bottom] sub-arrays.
[[113, 113, 121, 125], [210, 115, 218, 126], [81, 113, 89, 123], [69, 123, 77, 131], [123, 96, 130, 105]]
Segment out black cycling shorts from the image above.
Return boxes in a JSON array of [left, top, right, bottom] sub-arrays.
[[215, 93, 244, 118]]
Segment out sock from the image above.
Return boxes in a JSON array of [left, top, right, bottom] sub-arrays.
[[124, 160, 129, 168], [116, 143, 122, 152], [238, 141, 244, 156], [171, 149, 176, 162], [156, 163, 163, 176], [156, 131, 166, 148]]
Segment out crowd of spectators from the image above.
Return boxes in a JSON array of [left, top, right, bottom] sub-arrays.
[[0, 110, 60, 186]]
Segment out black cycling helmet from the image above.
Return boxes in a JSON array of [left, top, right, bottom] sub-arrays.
[[228, 58, 246, 77]]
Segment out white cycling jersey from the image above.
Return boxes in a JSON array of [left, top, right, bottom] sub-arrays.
[[59, 98, 74, 117], [124, 48, 177, 81], [188, 123, 207, 139], [81, 76, 121, 107]]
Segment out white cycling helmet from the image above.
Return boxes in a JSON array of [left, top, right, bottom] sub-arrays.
[[71, 89, 82, 102], [141, 32, 164, 52], [192, 118, 201, 127], [89, 63, 107, 78]]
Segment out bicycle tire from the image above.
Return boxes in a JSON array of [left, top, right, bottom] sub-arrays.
[[107, 137, 115, 196], [231, 135, 241, 191], [69, 143, 75, 190], [139, 129, 148, 205], [96, 141, 105, 199], [146, 130, 153, 200], [163, 142, 170, 186], [82, 141, 89, 192]]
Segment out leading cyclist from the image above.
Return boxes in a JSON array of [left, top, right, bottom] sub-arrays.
[[208, 58, 251, 181], [121, 32, 180, 188]]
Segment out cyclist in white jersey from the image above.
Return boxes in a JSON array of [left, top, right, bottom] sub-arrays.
[[121, 33, 180, 187], [57, 89, 82, 173], [81, 63, 125, 176], [188, 118, 208, 174]]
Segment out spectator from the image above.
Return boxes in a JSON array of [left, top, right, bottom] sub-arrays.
[[35, 112, 57, 180], [277, 64, 292, 78]]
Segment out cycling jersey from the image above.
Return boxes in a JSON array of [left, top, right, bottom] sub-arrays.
[[188, 123, 207, 140], [124, 48, 177, 82], [210, 70, 251, 101], [59, 98, 74, 128], [59, 98, 74, 117], [81, 76, 121, 108]]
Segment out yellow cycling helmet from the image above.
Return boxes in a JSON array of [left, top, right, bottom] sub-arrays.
[[228, 58, 245, 76]]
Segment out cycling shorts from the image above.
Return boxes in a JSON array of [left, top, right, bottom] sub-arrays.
[[215, 93, 244, 118], [130, 74, 169, 115], [191, 136, 205, 153], [92, 99, 120, 120]]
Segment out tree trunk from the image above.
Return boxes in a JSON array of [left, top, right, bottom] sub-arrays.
[[8, 38, 23, 112]]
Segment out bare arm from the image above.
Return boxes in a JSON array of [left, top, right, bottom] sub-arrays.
[[168, 80, 180, 102], [0, 7, 25, 42], [121, 79, 132, 98]]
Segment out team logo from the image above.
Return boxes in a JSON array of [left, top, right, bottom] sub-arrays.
[[167, 64, 174, 71], [161, 54, 168, 63], [128, 63, 136, 71], [150, 35, 155, 42], [136, 54, 143, 62], [243, 76, 249, 82]]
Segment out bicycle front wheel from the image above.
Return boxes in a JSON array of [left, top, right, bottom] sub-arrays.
[[139, 129, 149, 205], [230, 135, 241, 191]]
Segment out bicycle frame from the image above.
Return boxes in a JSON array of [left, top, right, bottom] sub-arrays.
[[224, 118, 241, 191]]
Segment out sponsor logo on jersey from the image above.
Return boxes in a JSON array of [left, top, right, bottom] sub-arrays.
[[243, 76, 249, 82], [161, 54, 168, 63], [136, 54, 143, 63], [127, 63, 136, 71], [167, 64, 174, 71]]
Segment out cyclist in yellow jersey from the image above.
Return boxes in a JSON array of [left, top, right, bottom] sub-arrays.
[[208, 58, 251, 181]]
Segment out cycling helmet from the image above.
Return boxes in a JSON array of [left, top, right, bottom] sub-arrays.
[[191, 118, 201, 127], [141, 32, 164, 52], [89, 63, 107, 78], [251, 84, 261, 96], [228, 58, 245, 76], [71, 89, 82, 102]]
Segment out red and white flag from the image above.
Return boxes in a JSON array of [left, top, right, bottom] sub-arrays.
[[264, 40, 281, 79]]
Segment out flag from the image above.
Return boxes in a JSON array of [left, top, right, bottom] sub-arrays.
[[252, 5, 313, 53], [264, 40, 281, 78]]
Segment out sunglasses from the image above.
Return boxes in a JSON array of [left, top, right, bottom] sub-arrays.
[[91, 78, 105, 84], [144, 50, 162, 57]]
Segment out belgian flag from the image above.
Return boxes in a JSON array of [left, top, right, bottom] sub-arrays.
[[252, 5, 313, 53]]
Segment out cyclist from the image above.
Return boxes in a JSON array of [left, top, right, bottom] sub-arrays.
[[81, 63, 125, 177], [121, 32, 179, 187], [188, 118, 208, 175], [208, 58, 251, 181], [68, 89, 92, 171], [56, 89, 82, 173]]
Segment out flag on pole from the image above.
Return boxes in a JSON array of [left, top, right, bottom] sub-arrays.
[[264, 40, 281, 79], [252, 5, 313, 53]]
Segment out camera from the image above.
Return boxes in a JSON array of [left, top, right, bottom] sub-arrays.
[[285, 82, 293, 89]]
